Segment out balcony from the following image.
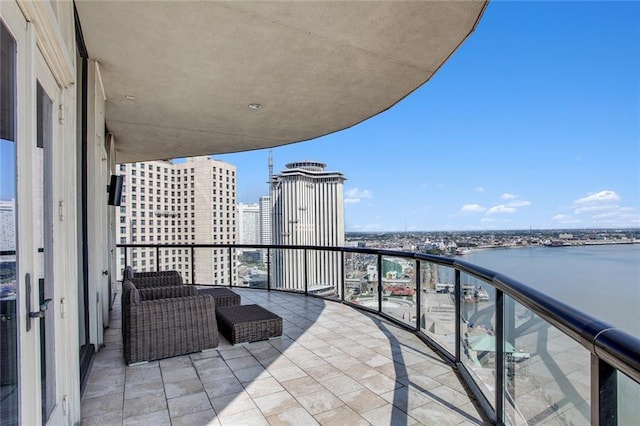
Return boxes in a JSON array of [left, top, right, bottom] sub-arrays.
[[82, 285, 484, 425], [88, 244, 640, 425]]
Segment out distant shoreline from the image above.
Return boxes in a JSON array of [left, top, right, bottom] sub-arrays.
[[473, 240, 639, 251]]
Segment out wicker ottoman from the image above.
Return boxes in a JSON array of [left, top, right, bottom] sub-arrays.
[[198, 288, 241, 308], [216, 304, 283, 345]]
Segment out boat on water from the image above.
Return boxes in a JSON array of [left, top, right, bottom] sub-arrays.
[[462, 284, 490, 302], [543, 240, 570, 247], [476, 287, 489, 301]]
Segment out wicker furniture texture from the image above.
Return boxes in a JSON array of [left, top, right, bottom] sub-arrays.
[[122, 267, 184, 289], [138, 285, 197, 300], [121, 280, 219, 364], [197, 288, 241, 308], [215, 304, 283, 345], [131, 274, 183, 289]]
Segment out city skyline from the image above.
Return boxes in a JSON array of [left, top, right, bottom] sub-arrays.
[[213, 1, 639, 232]]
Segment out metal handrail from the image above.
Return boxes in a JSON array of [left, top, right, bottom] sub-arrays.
[[117, 242, 640, 422]]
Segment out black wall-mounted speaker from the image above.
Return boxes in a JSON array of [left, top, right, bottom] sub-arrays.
[[108, 175, 124, 206]]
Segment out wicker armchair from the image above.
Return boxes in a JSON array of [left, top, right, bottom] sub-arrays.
[[121, 280, 219, 364]]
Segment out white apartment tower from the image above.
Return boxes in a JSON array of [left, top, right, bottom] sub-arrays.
[[0, 199, 16, 253], [271, 161, 345, 293], [259, 195, 272, 262], [237, 203, 260, 245], [116, 156, 237, 285]]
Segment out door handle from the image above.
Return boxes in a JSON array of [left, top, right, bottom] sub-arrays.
[[29, 298, 53, 318], [26, 273, 52, 332]]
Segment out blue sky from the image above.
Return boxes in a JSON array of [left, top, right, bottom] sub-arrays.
[[2, 2, 638, 232], [216, 1, 640, 232]]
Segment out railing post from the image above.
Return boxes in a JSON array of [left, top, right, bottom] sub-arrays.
[[228, 246, 233, 288], [377, 254, 382, 314], [191, 246, 195, 285], [304, 249, 308, 295], [340, 251, 345, 302], [496, 288, 505, 424], [124, 247, 128, 272], [415, 260, 421, 331], [455, 268, 461, 363], [267, 248, 271, 291], [156, 246, 160, 271], [591, 355, 617, 425]]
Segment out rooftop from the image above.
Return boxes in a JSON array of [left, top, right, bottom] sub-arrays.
[[81, 286, 483, 425]]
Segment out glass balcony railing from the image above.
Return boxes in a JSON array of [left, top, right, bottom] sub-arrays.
[[117, 243, 640, 425]]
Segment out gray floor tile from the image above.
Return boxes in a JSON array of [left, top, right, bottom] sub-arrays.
[[167, 392, 212, 418], [243, 376, 284, 398], [164, 377, 205, 399], [218, 407, 269, 426], [253, 390, 301, 417], [267, 406, 320, 426], [123, 409, 171, 426], [211, 390, 257, 417], [81, 288, 481, 425], [123, 393, 168, 419], [314, 405, 371, 426], [296, 389, 344, 415], [171, 409, 220, 426]]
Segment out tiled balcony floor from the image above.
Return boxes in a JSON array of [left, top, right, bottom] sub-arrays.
[[81, 286, 483, 425]]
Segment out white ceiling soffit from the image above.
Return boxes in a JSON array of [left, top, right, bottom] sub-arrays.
[[75, 1, 487, 164]]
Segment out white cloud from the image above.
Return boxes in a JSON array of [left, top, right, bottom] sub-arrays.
[[592, 211, 640, 223], [552, 214, 581, 224], [349, 223, 383, 231], [488, 193, 531, 211], [574, 190, 620, 205], [507, 200, 531, 208], [460, 204, 485, 213], [554, 190, 639, 227], [475, 186, 485, 193], [480, 217, 496, 223], [593, 212, 620, 219], [344, 188, 372, 204], [486, 205, 516, 214], [574, 204, 616, 214]]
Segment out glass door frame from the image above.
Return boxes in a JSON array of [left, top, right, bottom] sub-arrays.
[[35, 48, 60, 425]]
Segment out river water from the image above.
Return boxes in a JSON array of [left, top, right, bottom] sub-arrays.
[[461, 244, 640, 336]]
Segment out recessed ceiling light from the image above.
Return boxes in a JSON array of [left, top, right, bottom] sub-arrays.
[[248, 103, 263, 110], [124, 95, 136, 101]]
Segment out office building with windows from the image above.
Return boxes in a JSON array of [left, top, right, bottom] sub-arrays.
[[259, 195, 272, 262], [237, 203, 260, 245], [115, 156, 237, 285], [0, 200, 15, 253]]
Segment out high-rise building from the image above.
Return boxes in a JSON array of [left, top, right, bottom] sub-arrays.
[[259, 195, 272, 262], [116, 156, 237, 285], [237, 203, 260, 245], [0, 199, 15, 253], [271, 161, 345, 292]]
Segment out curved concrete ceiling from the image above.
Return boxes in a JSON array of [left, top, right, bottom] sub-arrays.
[[75, 1, 487, 163]]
